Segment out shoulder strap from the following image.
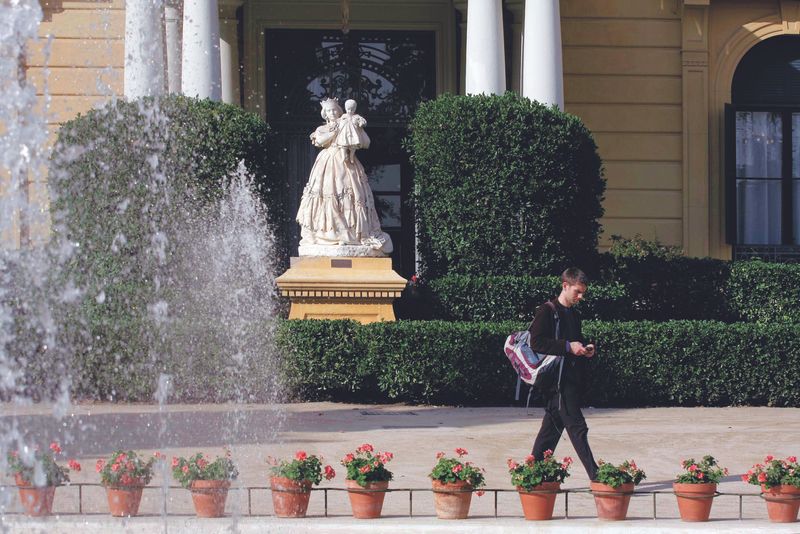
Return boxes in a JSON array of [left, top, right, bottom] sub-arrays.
[[527, 300, 560, 338], [545, 301, 560, 339]]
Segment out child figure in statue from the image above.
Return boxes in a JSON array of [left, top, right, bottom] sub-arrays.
[[337, 99, 371, 163], [295, 97, 392, 254]]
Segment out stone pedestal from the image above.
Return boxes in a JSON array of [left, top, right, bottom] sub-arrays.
[[276, 257, 406, 323]]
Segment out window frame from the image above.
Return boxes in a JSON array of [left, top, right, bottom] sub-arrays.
[[725, 104, 800, 247]]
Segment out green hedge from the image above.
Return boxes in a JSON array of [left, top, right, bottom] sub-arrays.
[[410, 256, 800, 323], [49, 95, 283, 401], [277, 319, 800, 407], [406, 93, 605, 279], [604, 236, 732, 321], [728, 260, 800, 324], [425, 275, 628, 321]]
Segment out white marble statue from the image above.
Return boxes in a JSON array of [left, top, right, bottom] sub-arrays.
[[296, 98, 393, 257]]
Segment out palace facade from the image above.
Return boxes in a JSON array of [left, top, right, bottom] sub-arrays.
[[9, 0, 800, 273]]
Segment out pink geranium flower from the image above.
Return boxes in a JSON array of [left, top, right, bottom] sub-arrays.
[[324, 465, 336, 480]]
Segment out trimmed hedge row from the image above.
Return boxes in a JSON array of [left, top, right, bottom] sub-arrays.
[[414, 259, 800, 323], [276, 319, 800, 407], [425, 275, 628, 321], [728, 260, 800, 324]]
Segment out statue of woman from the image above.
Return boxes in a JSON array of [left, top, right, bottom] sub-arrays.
[[296, 98, 393, 255]]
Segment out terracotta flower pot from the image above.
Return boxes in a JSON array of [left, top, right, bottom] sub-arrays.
[[762, 484, 800, 523], [431, 479, 473, 519], [270, 476, 312, 518], [15, 474, 55, 517], [105, 482, 145, 517], [673, 482, 717, 522], [346, 479, 389, 519], [189, 479, 230, 518], [517, 481, 560, 520], [590, 481, 634, 520]]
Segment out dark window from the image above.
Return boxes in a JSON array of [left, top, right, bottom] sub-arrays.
[[265, 29, 436, 275], [727, 36, 800, 260]]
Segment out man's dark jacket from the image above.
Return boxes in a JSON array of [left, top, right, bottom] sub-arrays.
[[528, 298, 587, 387]]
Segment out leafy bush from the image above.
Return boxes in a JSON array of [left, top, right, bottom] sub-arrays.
[[425, 274, 627, 321], [97, 450, 157, 486], [727, 260, 800, 324], [582, 320, 800, 406], [595, 460, 646, 488], [605, 235, 732, 321], [674, 456, 727, 484], [429, 449, 485, 488], [171, 452, 238, 488], [275, 319, 374, 401], [277, 319, 800, 407], [508, 450, 573, 490], [341, 445, 394, 487], [406, 92, 605, 279], [48, 95, 283, 401], [269, 452, 335, 485]]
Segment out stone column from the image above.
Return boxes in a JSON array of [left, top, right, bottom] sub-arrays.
[[219, 2, 243, 105], [164, 0, 182, 93], [181, 0, 222, 100], [521, 0, 563, 109], [465, 0, 505, 95], [124, 0, 166, 99]]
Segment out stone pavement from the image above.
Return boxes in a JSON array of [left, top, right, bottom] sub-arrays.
[[1, 402, 799, 532]]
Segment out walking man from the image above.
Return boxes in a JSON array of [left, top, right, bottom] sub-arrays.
[[529, 267, 598, 481]]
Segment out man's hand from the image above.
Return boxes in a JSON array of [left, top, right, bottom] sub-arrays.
[[569, 341, 587, 356]]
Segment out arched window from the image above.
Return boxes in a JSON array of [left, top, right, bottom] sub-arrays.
[[727, 35, 800, 259]]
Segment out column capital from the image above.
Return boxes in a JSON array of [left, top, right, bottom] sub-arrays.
[[682, 1, 710, 53]]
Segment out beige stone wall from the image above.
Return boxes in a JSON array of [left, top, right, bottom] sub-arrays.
[[17, 0, 800, 260], [561, 0, 684, 251], [10, 1, 124, 247]]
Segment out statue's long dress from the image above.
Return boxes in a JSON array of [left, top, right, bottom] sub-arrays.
[[296, 124, 391, 249]]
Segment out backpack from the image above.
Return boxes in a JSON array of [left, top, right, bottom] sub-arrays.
[[503, 301, 565, 407]]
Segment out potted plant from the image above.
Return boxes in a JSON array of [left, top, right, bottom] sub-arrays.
[[172, 451, 238, 518], [507, 450, 572, 520], [341, 443, 394, 519], [673, 455, 727, 522], [268, 451, 335, 518], [591, 459, 646, 520], [429, 448, 486, 519], [96, 450, 161, 517], [743, 455, 800, 523], [6, 442, 81, 516]]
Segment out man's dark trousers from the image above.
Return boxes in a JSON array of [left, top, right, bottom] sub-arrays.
[[531, 381, 598, 481]]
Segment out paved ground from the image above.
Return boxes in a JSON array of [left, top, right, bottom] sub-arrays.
[[1, 402, 799, 532]]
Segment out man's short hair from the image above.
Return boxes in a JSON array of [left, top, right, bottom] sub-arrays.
[[562, 267, 589, 286]]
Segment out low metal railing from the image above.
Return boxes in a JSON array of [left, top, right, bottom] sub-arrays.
[[0, 483, 775, 520]]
